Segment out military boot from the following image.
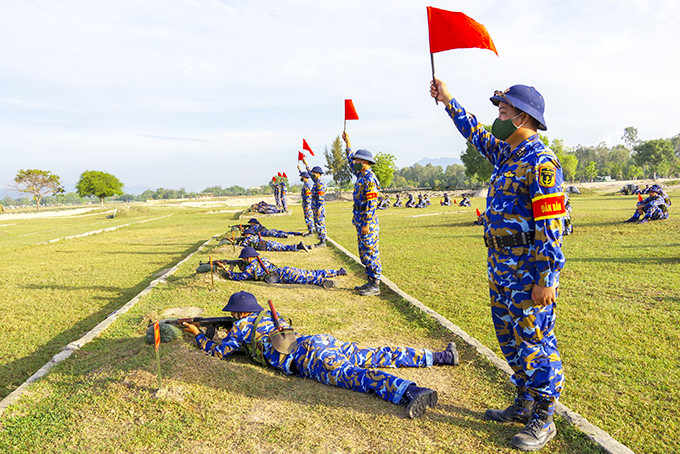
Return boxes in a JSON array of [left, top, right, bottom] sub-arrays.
[[354, 280, 371, 291], [321, 279, 335, 289], [337, 267, 347, 276], [297, 241, 310, 252], [402, 383, 438, 419], [314, 240, 326, 248], [510, 399, 557, 451], [433, 342, 460, 366], [485, 388, 534, 423], [359, 279, 380, 296], [623, 213, 639, 223]]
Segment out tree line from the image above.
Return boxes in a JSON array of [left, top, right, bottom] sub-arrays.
[[5, 127, 678, 211]]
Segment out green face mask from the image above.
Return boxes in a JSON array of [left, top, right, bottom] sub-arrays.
[[353, 162, 364, 173], [491, 114, 522, 141]]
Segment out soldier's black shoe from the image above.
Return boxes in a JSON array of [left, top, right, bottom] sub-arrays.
[[337, 267, 347, 276], [314, 240, 326, 248], [297, 241, 309, 252], [322, 279, 335, 289], [485, 391, 534, 423], [403, 384, 438, 419], [359, 280, 380, 296], [510, 402, 557, 451], [637, 218, 649, 224], [623, 215, 638, 223], [354, 281, 371, 291], [433, 342, 459, 366]]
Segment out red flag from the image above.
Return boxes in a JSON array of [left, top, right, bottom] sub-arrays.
[[277, 172, 282, 177], [638, 194, 643, 202], [153, 320, 160, 351], [283, 172, 287, 179], [476, 208, 482, 217], [453, 199, 457, 204], [345, 99, 359, 120], [298, 151, 305, 161], [427, 7, 498, 55], [302, 138, 315, 156], [272, 176, 276, 182]]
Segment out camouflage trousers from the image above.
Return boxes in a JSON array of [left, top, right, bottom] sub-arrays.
[[302, 202, 315, 233], [313, 205, 327, 240], [275, 266, 337, 286], [260, 240, 297, 252], [292, 334, 433, 404], [355, 220, 381, 281], [489, 280, 563, 412]]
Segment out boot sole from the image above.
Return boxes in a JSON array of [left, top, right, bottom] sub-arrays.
[[359, 288, 380, 296], [510, 423, 557, 451], [406, 389, 438, 419]]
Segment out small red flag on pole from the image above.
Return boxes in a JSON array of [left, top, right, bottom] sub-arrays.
[[298, 151, 305, 161], [302, 139, 314, 156], [282, 172, 287, 179], [272, 176, 276, 182], [153, 320, 162, 389], [476, 208, 482, 217], [277, 172, 282, 177], [638, 194, 643, 202], [344, 99, 359, 132], [426, 7, 498, 104]]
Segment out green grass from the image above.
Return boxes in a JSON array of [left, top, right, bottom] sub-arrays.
[[1, 193, 677, 452]]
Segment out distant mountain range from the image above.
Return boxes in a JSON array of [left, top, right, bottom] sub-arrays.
[[413, 157, 463, 168]]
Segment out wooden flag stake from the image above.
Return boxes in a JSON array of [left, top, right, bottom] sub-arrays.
[[430, 53, 438, 105], [154, 320, 162, 390]]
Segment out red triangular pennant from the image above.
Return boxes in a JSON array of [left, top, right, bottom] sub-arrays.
[[298, 151, 305, 161], [476, 208, 481, 217], [426, 7, 498, 55], [638, 194, 643, 202], [302, 138, 314, 156], [283, 172, 287, 179], [345, 99, 359, 120]]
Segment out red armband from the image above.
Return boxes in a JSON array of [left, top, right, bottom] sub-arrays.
[[532, 193, 566, 221], [366, 192, 378, 200]]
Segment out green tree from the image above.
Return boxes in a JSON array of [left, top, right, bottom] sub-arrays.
[[324, 136, 352, 193], [558, 154, 578, 182], [622, 127, 639, 151], [372, 152, 397, 187], [633, 139, 675, 178], [13, 169, 65, 211], [76, 170, 124, 206], [460, 125, 493, 183]]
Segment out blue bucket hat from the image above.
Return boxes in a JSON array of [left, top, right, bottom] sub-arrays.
[[248, 218, 260, 224], [222, 291, 263, 313], [299, 171, 310, 179], [353, 149, 376, 164], [239, 246, 259, 259], [490, 84, 547, 131], [311, 166, 324, 175], [243, 228, 257, 235], [649, 184, 663, 193]]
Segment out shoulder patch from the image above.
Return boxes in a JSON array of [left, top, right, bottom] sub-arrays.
[[538, 164, 557, 188]]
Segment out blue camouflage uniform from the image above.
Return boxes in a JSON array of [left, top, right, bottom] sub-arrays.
[[251, 223, 296, 238], [194, 311, 434, 405], [633, 193, 669, 222], [241, 234, 298, 252], [393, 194, 403, 207], [222, 256, 338, 286], [347, 147, 382, 282], [301, 177, 315, 234], [306, 165, 327, 241], [272, 180, 281, 210], [279, 180, 288, 212], [445, 97, 566, 412]]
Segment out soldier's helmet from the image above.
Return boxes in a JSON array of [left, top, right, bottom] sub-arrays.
[[222, 291, 263, 313], [311, 166, 324, 175], [353, 149, 376, 164], [649, 184, 663, 194], [239, 246, 260, 259], [490, 85, 547, 131]]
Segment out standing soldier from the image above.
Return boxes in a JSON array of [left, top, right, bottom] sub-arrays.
[[271, 176, 281, 211], [298, 167, 315, 236], [302, 157, 327, 248], [279, 175, 289, 212], [431, 80, 566, 451], [342, 132, 382, 297]]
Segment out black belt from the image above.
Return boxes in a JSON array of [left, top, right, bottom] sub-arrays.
[[353, 203, 368, 211], [484, 231, 535, 249]]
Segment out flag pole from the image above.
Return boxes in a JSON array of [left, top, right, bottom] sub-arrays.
[[344, 118, 347, 133], [430, 53, 438, 105]]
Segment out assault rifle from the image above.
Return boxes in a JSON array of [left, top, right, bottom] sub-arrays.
[[196, 259, 246, 273], [150, 316, 235, 340]]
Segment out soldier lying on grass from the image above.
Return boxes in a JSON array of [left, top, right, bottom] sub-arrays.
[[181, 291, 460, 418]]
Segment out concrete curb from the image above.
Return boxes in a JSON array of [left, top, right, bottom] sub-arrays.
[[36, 214, 173, 245], [0, 233, 220, 417], [326, 236, 635, 454]]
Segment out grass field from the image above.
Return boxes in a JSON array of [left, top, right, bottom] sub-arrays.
[[0, 192, 677, 453]]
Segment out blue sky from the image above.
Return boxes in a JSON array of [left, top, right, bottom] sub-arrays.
[[1, 0, 678, 194]]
